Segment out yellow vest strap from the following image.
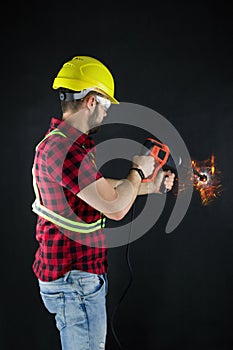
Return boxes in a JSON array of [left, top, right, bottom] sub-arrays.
[[32, 199, 106, 233], [32, 129, 105, 233]]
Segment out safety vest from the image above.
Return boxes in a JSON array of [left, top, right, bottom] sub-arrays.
[[31, 129, 106, 233]]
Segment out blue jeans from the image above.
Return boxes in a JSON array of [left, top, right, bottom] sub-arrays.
[[38, 270, 108, 350]]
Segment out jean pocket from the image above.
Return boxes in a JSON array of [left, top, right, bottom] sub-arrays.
[[40, 291, 66, 331], [79, 274, 105, 298]]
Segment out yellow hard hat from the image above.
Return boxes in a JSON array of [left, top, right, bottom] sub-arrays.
[[52, 56, 119, 104]]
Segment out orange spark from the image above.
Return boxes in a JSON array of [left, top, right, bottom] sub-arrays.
[[211, 155, 215, 174], [191, 154, 222, 205]]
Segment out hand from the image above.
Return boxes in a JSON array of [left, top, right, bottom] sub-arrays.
[[154, 170, 175, 193], [132, 155, 155, 179]]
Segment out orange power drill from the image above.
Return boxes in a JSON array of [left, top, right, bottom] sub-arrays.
[[141, 137, 182, 184], [141, 137, 208, 185]]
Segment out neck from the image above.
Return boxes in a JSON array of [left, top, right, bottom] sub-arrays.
[[62, 110, 89, 134]]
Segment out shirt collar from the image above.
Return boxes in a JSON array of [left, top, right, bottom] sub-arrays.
[[49, 117, 94, 149]]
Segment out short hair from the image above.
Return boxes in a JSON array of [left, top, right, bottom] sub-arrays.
[[58, 88, 99, 113]]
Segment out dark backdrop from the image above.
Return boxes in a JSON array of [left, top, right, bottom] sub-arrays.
[[1, 2, 233, 350]]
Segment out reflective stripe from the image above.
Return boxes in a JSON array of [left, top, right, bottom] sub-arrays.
[[35, 129, 67, 150], [32, 200, 106, 233], [32, 129, 105, 232]]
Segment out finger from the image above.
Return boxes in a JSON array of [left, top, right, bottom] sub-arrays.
[[164, 176, 175, 184], [164, 176, 175, 190], [165, 182, 174, 190], [164, 171, 175, 178]]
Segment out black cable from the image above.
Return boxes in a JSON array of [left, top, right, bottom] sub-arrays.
[[110, 202, 136, 350]]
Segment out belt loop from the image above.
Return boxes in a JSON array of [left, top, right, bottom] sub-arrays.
[[64, 270, 71, 281]]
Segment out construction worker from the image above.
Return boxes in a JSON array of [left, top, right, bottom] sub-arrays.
[[31, 55, 175, 350]]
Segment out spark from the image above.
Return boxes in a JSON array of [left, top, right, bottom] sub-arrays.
[[191, 154, 222, 205]]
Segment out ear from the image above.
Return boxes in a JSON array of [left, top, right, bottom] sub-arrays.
[[85, 95, 96, 111]]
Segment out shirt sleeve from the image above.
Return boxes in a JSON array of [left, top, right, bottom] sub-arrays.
[[45, 139, 103, 195]]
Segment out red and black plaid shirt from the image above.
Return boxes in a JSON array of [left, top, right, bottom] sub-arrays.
[[32, 117, 108, 281]]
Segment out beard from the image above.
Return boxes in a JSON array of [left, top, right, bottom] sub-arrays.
[[87, 106, 102, 134]]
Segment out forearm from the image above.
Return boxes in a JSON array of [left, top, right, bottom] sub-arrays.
[[115, 171, 141, 213], [106, 177, 156, 195], [102, 171, 141, 220], [79, 172, 142, 221], [137, 181, 156, 195]]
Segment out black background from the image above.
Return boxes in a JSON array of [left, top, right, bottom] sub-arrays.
[[1, 1, 233, 349]]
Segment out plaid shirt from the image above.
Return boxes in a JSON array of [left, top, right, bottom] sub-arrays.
[[32, 117, 108, 281]]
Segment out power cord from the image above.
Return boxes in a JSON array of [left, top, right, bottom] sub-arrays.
[[110, 202, 136, 350]]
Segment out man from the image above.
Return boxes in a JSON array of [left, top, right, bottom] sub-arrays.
[[32, 55, 175, 350]]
